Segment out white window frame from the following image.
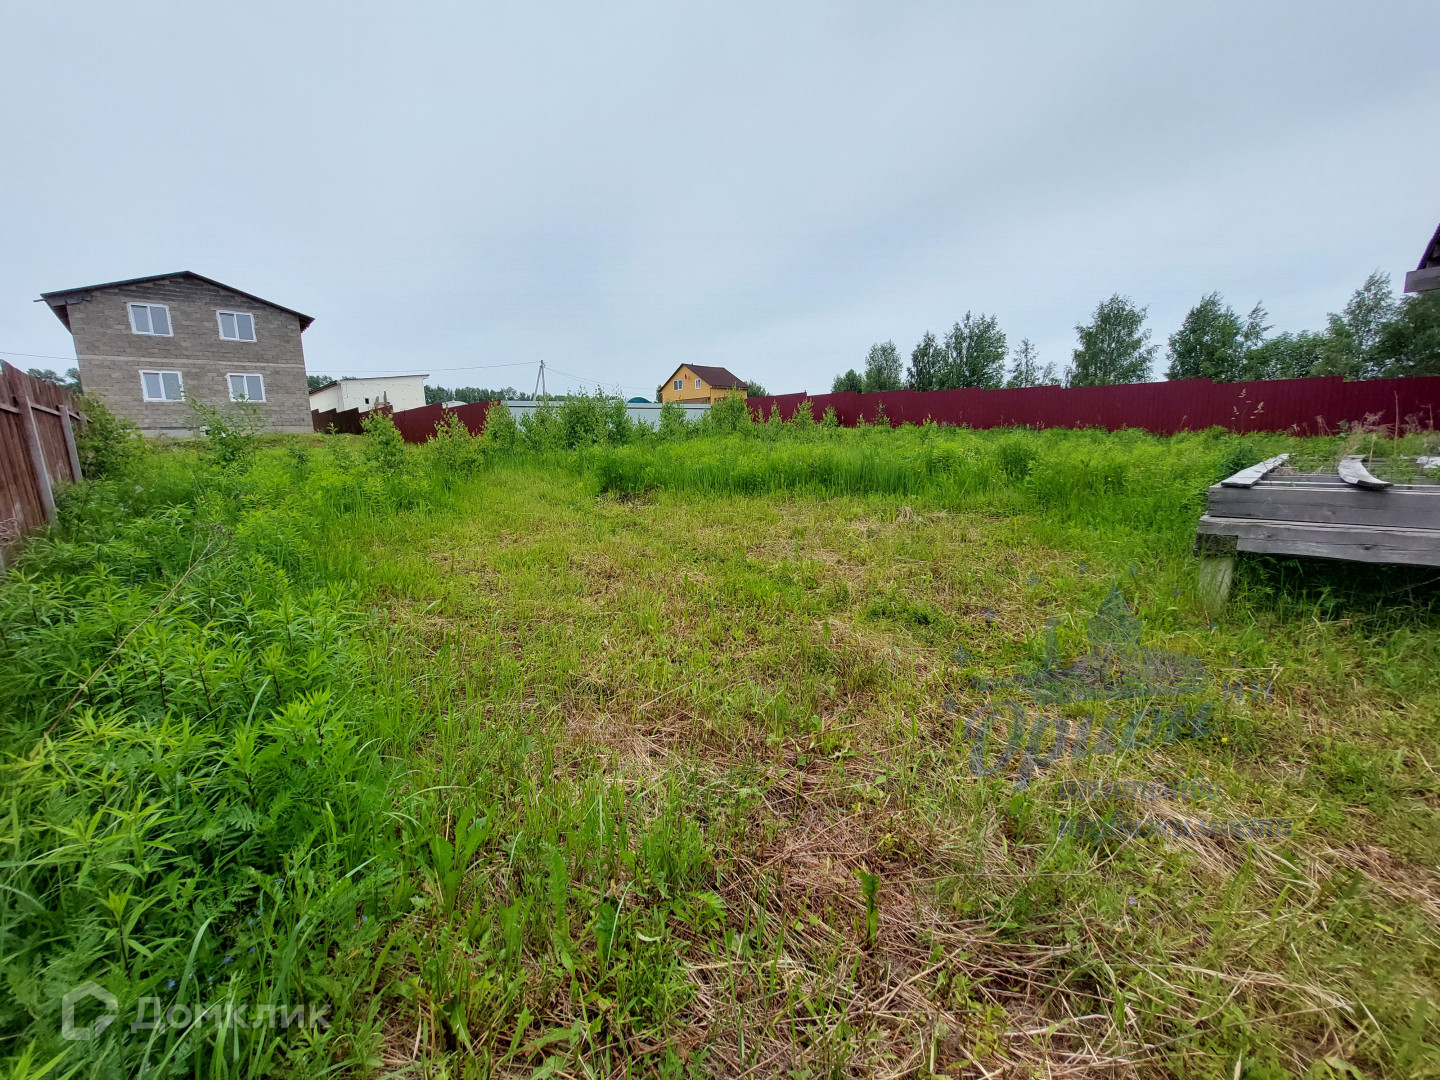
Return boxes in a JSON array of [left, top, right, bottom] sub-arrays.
[[227, 373, 266, 402], [139, 369, 185, 402], [217, 310, 257, 342], [128, 302, 173, 337], [694, 377, 702, 389], [673, 379, 683, 390]]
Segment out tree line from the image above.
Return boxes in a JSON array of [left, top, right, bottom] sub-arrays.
[[304, 378, 538, 404], [422, 385, 535, 405], [831, 271, 1440, 394], [21, 366, 80, 391]]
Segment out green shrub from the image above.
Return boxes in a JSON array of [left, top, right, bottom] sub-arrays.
[[482, 400, 520, 452], [423, 410, 486, 476], [657, 401, 690, 442], [362, 409, 407, 471], [555, 390, 609, 448], [190, 398, 265, 470], [704, 395, 752, 433], [519, 402, 564, 451], [607, 397, 636, 445], [74, 394, 142, 480]]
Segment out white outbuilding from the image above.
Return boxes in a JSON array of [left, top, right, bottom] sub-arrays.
[[308, 374, 429, 415]]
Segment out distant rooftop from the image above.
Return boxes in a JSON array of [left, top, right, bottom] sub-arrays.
[[1404, 223, 1440, 294], [672, 363, 746, 388]]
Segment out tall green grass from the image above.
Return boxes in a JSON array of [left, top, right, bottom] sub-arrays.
[[3, 406, 1437, 1078], [0, 427, 723, 1077], [0, 441, 429, 1077], [587, 423, 1298, 538]]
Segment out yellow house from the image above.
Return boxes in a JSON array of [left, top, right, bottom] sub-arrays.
[[660, 364, 748, 404]]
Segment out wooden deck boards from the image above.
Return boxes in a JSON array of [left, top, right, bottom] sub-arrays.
[[1195, 456, 1440, 589], [1197, 513, 1440, 566], [1205, 485, 1440, 530]]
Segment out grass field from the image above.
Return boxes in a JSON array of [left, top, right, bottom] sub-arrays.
[[3, 408, 1438, 1080]]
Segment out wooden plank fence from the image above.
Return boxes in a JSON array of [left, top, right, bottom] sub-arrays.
[[311, 405, 368, 435], [0, 362, 86, 567]]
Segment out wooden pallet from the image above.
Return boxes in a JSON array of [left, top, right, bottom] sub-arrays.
[[1193, 454, 1440, 612]]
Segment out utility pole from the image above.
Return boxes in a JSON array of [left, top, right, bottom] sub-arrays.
[[533, 359, 549, 403]]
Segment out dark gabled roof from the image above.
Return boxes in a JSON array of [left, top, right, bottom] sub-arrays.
[[1419, 222, 1440, 271], [38, 271, 314, 331], [668, 363, 746, 389]]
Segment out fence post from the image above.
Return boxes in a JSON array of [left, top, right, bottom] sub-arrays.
[[19, 395, 56, 523], [59, 407, 84, 482]]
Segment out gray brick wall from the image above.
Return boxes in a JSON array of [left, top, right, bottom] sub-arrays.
[[63, 275, 313, 437]]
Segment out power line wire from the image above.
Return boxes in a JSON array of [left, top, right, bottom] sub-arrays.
[[546, 364, 655, 393], [0, 350, 78, 362], [427, 360, 655, 395]]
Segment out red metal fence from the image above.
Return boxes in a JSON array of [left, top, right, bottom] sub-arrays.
[[1, 362, 86, 566], [387, 401, 492, 443], [9, 368, 1431, 562], [341, 375, 1439, 447], [313, 401, 493, 441], [746, 375, 1440, 436]]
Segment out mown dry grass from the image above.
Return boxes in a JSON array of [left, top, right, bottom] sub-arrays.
[[339, 450, 1439, 1079]]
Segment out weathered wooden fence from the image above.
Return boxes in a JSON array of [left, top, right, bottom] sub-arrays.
[[0, 362, 86, 566], [747, 375, 1440, 436], [310, 406, 368, 435]]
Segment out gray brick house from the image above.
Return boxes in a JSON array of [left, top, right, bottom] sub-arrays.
[[38, 272, 314, 437]]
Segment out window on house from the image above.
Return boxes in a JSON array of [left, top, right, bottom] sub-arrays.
[[228, 373, 265, 401], [694, 378, 702, 388], [218, 311, 256, 341], [128, 303, 171, 336], [140, 370, 184, 401], [673, 379, 683, 390]]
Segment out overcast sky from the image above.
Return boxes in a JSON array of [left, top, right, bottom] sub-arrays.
[[3, 2, 1437, 397]]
